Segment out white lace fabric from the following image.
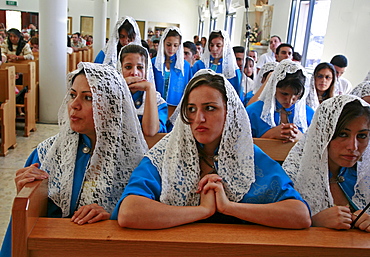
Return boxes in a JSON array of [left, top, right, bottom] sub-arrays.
[[37, 62, 148, 217], [283, 95, 370, 215], [201, 30, 239, 79], [146, 69, 255, 206], [351, 81, 370, 98], [259, 59, 310, 133], [103, 16, 142, 68], [154, 26, 185, 76], [306, 74, 320, 111], [252, 62, 277, 94]]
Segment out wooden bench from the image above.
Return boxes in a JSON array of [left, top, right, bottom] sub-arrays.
[[1, 61, 37, 136], [82, 48, 93, 62], [11, 179, 370, 257], [0, 66, 17, 156], [68, 52, 77, 72]]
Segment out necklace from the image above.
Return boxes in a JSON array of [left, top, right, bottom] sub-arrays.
[[82, 143, 91, 154], [329, 175, 345, 184], [200, 155, 218, 174]]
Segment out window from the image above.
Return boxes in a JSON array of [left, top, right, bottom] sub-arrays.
[[224, 12, 235, 37], [210, 17, 217, 32]]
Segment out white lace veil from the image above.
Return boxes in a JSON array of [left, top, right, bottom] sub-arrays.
[[283, 95, 370, 215], [252, 62, 278, 94], [306, 74, 320, 111], [201, 30, 239, 79], [154, 26, 185, 76], [37, 62, 148, 217], [145, 69, 255, 206], [259, 59, 310, 132], [351, 81, 370, 98], [116, 43, 166, 116], [103, 16, 142, 68]]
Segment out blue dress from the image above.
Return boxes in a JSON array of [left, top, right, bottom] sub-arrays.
[[132, 91, 168, 133], [0, 135, 92, 257], [246, 100, 315, 138], [152, 55, 192, 106], [330, 167, 358, 211], [192, 58, 243, 100], [243, 91, 254, 106], [94, 50, 105, 64], [111, 145, 309, 223]]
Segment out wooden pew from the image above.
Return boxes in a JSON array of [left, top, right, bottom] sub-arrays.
[[76, 51, 83, 66], [11, 179, 370, 257], [0, 66, 17, 156], [1, 61, 37, 137], [68, 52, 77, 72], [253, 138, 295, 162]]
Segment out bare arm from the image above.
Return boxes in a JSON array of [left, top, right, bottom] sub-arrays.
[[247, 72, 273, 106], [261, 123, 303, 143], [311, 206, 352, 230]]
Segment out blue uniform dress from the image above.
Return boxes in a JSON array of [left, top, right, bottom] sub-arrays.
[[246, 100, 315, 138], [243, 91, 254, 106], [152, 55, 192, 107], [0, 135, 92, 257], [132, 91, 168, 133], [192, 58, 242, 100], [111, 145, 309, 223], [94, 50, 105, 64]]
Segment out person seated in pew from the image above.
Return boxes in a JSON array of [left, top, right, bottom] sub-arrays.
[[246, 59, 314, 143], [0, 62, 148, 257], [94, 16, 141, 67], [112, 69, 311, 229], [350, 81, 370, 104], [1, 28, 34, 62], [118, 44, 168, 135], [283, 95, 370, 232]]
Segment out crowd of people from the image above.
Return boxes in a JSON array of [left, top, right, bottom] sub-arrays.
[[1, 16, 370, 257]]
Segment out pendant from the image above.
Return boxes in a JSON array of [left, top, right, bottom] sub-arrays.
[[82, 146, 91, 154], [135, 100, 142, 106]]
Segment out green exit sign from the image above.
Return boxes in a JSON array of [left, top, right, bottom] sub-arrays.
[[6, 1, 17, 6]]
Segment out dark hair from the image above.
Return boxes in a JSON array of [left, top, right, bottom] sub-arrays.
[[276, 69, 306, 98], [330, 54, 348, 68], [293, 52, 302, 62], [314, 62, 336, 100], [67, 35, 71, 47], [119, 44, 148, 76], [165, 29, 181, 42], [149, 48, 157, 58], [276, 43, 294, 55], [180, 73, 227, 124], [7, 28, 27, 55], [71, 69, 86, 85], [208, 31, 223, 50], [30, 36, 38, 45], [195, 41, 202, 46], [270, 35, 281, 42], [73, 32, 81, 37], [332, 100, 370, 140], [152, 39, 160, 44], [233, 46, 245, 54], [141, 39, 150, 51], [118, 20, 136, 42], [183, 41, 197, 55]]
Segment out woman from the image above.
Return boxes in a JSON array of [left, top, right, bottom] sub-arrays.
[[0, 28, 34, 62], [119, 44, 168, 135], [192, 30, 242, 99], [283, 95, 370, 232], [0, 62, 148, 257], [306, 62, 336, 110], [152, 26, 192, 118], [246, 59, 314, 142], [241, 56, 255, 98], [350, 81, 370, 104], [94, 16, 141, 67], [112, 69, 311, 229]]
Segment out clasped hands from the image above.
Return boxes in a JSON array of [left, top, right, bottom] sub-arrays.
[[15, 163, 110, 225]]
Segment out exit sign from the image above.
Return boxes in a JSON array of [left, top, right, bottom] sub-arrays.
[[6, 1, 17, 6]]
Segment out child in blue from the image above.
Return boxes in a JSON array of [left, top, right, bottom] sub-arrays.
[[192, 30, 242, 100], [152, 26, 192, 120], [112, 69, 311, 229], [118, 44, 168, 135], [247, 59, 314, 143]]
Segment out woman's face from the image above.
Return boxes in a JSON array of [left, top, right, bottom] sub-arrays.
[[244, 60, 254, 77], [68, 74, 96, 141], [314, 68, 333, 95], [275, 86, 301, 109], [119, 29, 131, 46], [187, 85, 226, 151], [9, 33, 20, 45], [209, 37, 223, 59], [328, 115, 370, 173], [164, 36, 180, 57], [121, 53, 146, 79]]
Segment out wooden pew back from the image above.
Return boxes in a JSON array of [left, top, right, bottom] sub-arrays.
[[253, 138, 295, 162], [68, 52, 77, 72]]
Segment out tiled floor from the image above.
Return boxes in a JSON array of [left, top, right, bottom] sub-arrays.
[[0, 122, 59, 244]]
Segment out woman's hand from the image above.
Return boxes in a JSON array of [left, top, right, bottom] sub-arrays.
[[6, 54, 18, 62], [312, 206, 352, 230], [15, 163, 49, 193], [71, 203, 110, 225], [280, 123, 303, 143], [125, 77, 153, 93], [203, 180, 231, 214], [199, 187, 217, 218], [196, 174, 222, 193], [352, 211, 370, 232]]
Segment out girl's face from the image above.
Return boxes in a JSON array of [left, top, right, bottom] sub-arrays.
[[119, 29, 131, 46], [315, 68, 333, 95], [9, 33, 20, 45], [275, 86, 302, 109], [244, 60, 254, 77], [209, 37, 223, 59], [164, 36, 180, 57], [68, 74, 96, 141], [121, 53, 146, 79], [328, 115, 370, 173]]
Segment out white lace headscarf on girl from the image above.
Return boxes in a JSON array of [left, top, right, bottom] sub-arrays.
[[103, 16, 142, 68], [154, 26, 185, 76], [117, 43, 166, 116], [259, 59, 310, 133], [37, 62, 148, 217], [283, 95, 370, 215], [201, 30, 239, 79], [252, 62, 278, 94], [351, 81, 370, 98], [146, 69, 255, 206], [306, 74, 320, 111]]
